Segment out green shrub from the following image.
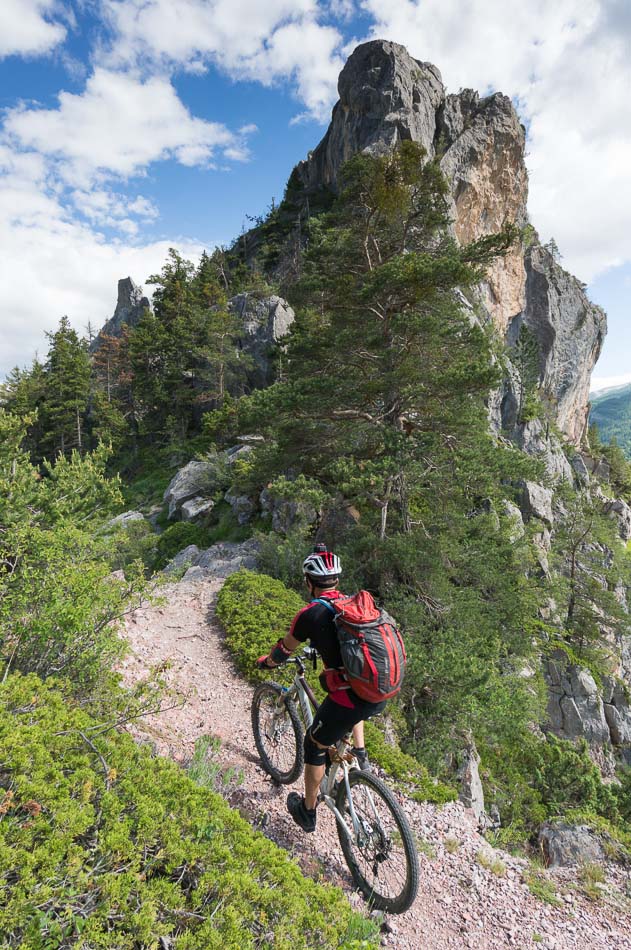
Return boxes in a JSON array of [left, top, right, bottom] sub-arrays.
[[98, 519, 159, 573], [363, 720, 456, 804], [481, 733, 625, 851], [216, 569, 304, 683], [0, 673, 378, 950]]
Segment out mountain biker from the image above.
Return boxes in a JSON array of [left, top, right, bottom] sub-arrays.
[[257, 546, 387, 833]]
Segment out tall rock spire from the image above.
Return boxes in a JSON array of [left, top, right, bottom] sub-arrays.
[[291, 39, 605, 447]]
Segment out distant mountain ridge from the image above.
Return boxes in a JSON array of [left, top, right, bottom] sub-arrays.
[[590, 383, 631, 456]]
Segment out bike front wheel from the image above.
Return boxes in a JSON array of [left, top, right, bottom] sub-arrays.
[[335, 770, 419, 914], [251, 682, 304, 784]]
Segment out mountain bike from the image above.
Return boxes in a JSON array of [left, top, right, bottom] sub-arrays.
[[251, 648, 419, 914]]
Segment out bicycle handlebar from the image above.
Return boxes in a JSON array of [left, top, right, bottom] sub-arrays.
[[286, 647, 319, 672]]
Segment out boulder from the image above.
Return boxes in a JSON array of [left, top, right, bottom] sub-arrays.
[[164, 545, 201, 574], [165, 540, 259, 580], [105, 510, 146, 530], [196, 540, 259, 577], [181, 497, 215, 523], [520, 481, 554, 526], [538, 822, 605, 867], [164, 459, 224, 520]]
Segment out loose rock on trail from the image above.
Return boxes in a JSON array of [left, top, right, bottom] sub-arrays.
[[120, 565, 631, 950]]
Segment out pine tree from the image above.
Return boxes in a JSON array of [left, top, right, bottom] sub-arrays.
[[41, 317, 91, 458], [214, 143, 540, 761], [511, 323, 541, 423], [548, 490, 631, 664]]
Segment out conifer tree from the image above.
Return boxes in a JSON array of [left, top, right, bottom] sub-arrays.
[[41, 317, 91, 458], [212, 143, 541, 761]]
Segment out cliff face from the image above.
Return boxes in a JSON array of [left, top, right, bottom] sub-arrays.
[[295, 40, 605, 447]]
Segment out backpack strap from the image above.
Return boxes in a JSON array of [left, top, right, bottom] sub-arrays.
[[311, 597, 337, 614]]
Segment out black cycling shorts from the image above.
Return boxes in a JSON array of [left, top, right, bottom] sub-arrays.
[[308, 694, 386, 747]]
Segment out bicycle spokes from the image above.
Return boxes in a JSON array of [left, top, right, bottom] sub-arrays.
[[335, 771, 418, 914]]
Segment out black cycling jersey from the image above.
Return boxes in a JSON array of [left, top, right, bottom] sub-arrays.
[[289, 590, 344, 670]]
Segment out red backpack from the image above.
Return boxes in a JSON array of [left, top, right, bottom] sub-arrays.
[[315, 591, 406, 703]]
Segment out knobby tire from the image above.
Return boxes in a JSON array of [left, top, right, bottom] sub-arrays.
[[335, 770, 419, 914], [251, 681, 304, 784]]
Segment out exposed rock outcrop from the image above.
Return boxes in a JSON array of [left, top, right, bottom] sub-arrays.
[[297, 40, 443, 192], [104, 510, 146, 531], [229, 293, 295, 391], [164, 459, 227, 520], [297, 41, 527, 342], [91, 277, 149, 351], [457, 742, 487, 830], [538, 822, 605, 868], [508, 247, 606, 445], [544, 651, 612, 748], [165, 540, 259, 580], [520, 481, 554, 526]]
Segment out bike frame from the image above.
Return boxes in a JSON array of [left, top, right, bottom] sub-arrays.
[[280, 649, 364, 845]]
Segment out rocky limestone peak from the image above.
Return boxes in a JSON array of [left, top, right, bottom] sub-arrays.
[[90, 277, 150, 351], [296, 38, 529, 358], [290, 39, 605, 447], [297, 40, 444, 192]]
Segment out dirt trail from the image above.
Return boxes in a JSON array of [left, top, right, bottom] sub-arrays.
[[120, 566, 631, 950]]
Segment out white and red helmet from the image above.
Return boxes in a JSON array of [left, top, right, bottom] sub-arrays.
[[303, 544, 341, 579]]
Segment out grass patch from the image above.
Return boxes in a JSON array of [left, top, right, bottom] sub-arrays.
[[476, 849, 506, 877], [416, 837, 436, 860], [523, 869, 561, 906], [578, 862, 606, 902], [188, 734, 244, 796], [444, 835, 461, 854]]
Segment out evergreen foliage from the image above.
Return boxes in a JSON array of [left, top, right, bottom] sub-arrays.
[[0, 673, 378, 950], [546, 489, 631, 667], [0, 410, 147, 694]]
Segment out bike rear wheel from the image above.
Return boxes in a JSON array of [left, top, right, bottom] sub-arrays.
[[251, 682, 304, 784], [335, 770, 419, 914]]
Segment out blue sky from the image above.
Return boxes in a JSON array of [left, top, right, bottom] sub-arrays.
[[1, 0, 629, 391]]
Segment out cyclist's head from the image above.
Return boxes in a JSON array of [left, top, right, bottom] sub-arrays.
[[303, 543, 341, 590]]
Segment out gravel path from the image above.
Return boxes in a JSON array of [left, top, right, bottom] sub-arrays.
[[120, 569, 631, 950]]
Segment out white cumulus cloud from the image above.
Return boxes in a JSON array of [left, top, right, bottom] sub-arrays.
[[101, 0, 345, 120], [4, 68, 253, 188], [0, 0, 67, 58]]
